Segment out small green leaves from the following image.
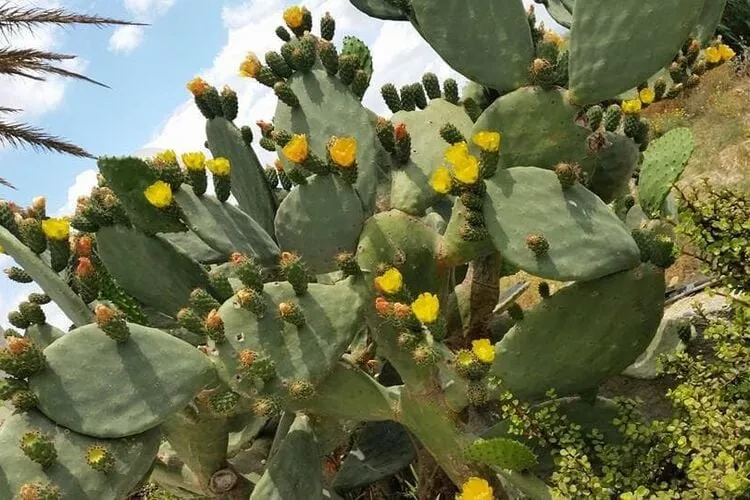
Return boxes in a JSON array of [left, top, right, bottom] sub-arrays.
[[465, 438, 538, 472]]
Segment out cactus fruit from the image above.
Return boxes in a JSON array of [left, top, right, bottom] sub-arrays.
[[440, 123, 466, 145], [318, 40, 339, 75], [0, 336, 45, 378], [603, 104, 622, 132], [274, 81, 300, 108], [586, 105, 604, 130], [11, 389, 38, 411], [20, 431, 57, 468], [95, 304, 130, 342], [278, 301, 305, 327], [320, 12, 336, 41], [525, 234, 550, 256], [18, 482, 62, 500], [28, 293, 51, 305], [381, 83, 401, 113], [444, 78, 459, 104], [422, 72, 441, 99], [5, 266, 32, 283]]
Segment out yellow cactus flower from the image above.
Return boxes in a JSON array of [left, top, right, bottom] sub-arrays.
[[719, 43, 736, 62], [144, 181, 173, 208], [41, 218, 70, 241], [283, 134, 310, 163], [239, 52, 262, 78], [452, 154, 480, 184], [472, 131, 501, 152], [430, 166, 453, 194], [328, 137, 357, 168], [472, 339, 495, 364], [458, 477, 494, 500], [621, 99, 642, 115], [375, 268, 403, 295], [411, 293, 440, 324], [456, 350, 475, 367], [705, 46, 721, 64], [206, 157, 231, 176], [182, 152, 206, 171], [154, 149, 177, 164], [543, 30, 563, 47], [186, 77, 210, 96], [283, 6, 304, 29], [638, 88, 655, 105], [444, 141, 470, 165]]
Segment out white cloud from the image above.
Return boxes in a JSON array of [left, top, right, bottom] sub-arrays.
[[56, 169, 99, 216], [124, 0, 175, 17], [108, 25, 146, 54]]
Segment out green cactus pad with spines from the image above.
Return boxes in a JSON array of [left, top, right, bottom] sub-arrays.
[[465, 438, 538, 472], [0, 226, 93, 327], [274, 175, 365, 275], [273, 67, 383, 214], [440, 199, 495, 267], [0, 410, 160, 500], [545, 0, 573, 28], [97, 156, 185, 235], [390, 99, 474, 215], [216, 278, 365, 396], [410, 0, 534, 92], [27, 323, 215, 438], [205, 117, 277, 237], [473, 87, 608, 176], [97, 225, 214, 317], [24, 325, 65, 350], [568, 0, 704, 104], [638, 127, 695, 218], [356, 210, 443, 295], [586, 132, 641, 203], [483, 166, 641, 281], [491, 263, 665, 400], [174, 187, 279, 267], [349, 0, 408, 20], [692, 0, 728, 46], [249, 415, 323, 500], [160, 231, 226, 264]]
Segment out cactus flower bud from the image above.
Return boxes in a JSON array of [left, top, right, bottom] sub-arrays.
[[0, 337, 45, 378], [335, 252, 360, 276], [238, 349, 256, 369], [278, 301, 305, 327], [554, 162, 582, 189], [375, 297, 392, 317], [75, 257, 95, 278], [186, 77, 210, 96], [412, 343, 440, 366], [95, 304, 130, 343], [526, 233, 550, 256], [18, 482, 62, 500], [205, 309, 226, 343], [287, 379, 315, 400], [235, 288, 267, 317], [73, 235, 93, 257]]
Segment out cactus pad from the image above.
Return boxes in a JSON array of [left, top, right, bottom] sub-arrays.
[[465, 438, 538, 472], [205, 117, 277, 236], [545, 0, 572, 28], [410, 0, 534, 92], [390, 99, 473, 215], [568, 0, 704, 104], [24, 325, 65, 350], [273, 66, 384, 213], [161, 231, 225, 264], [692, 0, 728, 46], [483, 167, 641, 281], [28, 323, 215, 438], [0, 410, 160, 500], [638, 127, 695, 217], [274, 175, 365, 274], [349, 0, 408, 20], [491, 264, 665, 400], [174, 187, 279, 266], [587, 133, 641, 203]]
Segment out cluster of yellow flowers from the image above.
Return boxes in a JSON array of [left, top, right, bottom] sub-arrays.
[[154, 149, 177, 164], [705, 43, 735, 64], [374, 268, 440, 325], [431, 132, 501, 194]]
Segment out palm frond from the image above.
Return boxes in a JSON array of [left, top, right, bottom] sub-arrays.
[[0, 3, 144, 38], [0, 120, 94, 158], [0, 48, 107, 86], [0, 106, 19, 113]]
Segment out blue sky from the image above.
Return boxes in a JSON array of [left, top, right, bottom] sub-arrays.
[[0, 0, 560, 329]]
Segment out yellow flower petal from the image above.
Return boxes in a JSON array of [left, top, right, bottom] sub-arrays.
[[444, 141, 470, 165], [186, 77, 210, 96], [328, 137, 357, 168], [459, 477, 494, 500], [182, 152, 206, 171], [472, 339, 495, 364], [456, 350, 475, 367], [283, 6, 304, 29], [472, 131, 501, 152], [239, 52, 262, 78], [282, 134, 309, 164], [206, 157, 231, 176], [621, 99, 642, 115], [452, 154, 480, 184], [374, 268, 403, 295], [41, 218, 70, 241], [411, 292, 440, 324], [638, 88, 655, 105], [154, 149, 177, 164], [719, 43, 735, 62], [542, 30, 563, 47], [430, 166, 453, 194], [705, 46, 721, 64], [144, 180, 173, 208]]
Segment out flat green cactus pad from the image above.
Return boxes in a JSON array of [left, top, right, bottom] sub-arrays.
[[568, 0, 704, 104], [274, 66, 384, 214], [160, 230, 226, 264], [545, 0, 573, 28], [483, 166, 641, 281], [491, 264, 665, 400], [0, 410, 160, 500], [356, 210, 443, 295], [473, 87, 604, 176], [206, 117, 277, 237], [174, 187, 279, 267], [638, 127, 695, 217], [274, 175, 365, 274], [98, 156, 185, 235], [24, 324, 65, 349], [440, 199, 495, 267], [410, 0, 534, 92], [216, 278, 366, 393], [465, 438, 538, 472], [28, 323, 215, 438], [587, 132, 641, 203], [97, 225, 213, 317], [249, 415, 323, 500], [390, 99, 474, 215], [692, 0, 728, 46], [349, 0, 408, 20]]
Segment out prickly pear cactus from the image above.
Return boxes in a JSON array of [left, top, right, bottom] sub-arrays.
[[0, 1, 733, 498]]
